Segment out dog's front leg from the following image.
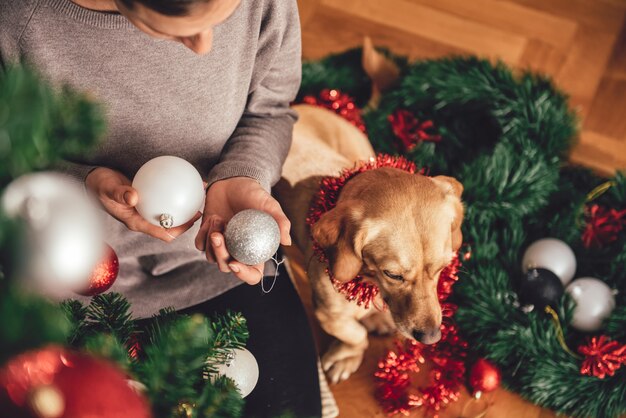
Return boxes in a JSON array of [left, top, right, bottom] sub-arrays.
[[316, 308, 369, 384], [308, 259, 369, 384]]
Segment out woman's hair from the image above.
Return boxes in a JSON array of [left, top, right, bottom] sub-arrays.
[[119, 0, 210, 16]]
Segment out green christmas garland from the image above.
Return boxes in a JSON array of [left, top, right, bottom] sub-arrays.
[[301, 52, 625, 418]]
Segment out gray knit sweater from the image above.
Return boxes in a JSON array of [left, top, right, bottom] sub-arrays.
[[0, 0, 302, 317]]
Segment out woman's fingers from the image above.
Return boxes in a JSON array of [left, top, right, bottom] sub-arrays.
[[227, 261, 264, 285], [210, 232, 231, 272], [127, 211, 202, 242], [195, 214, 224, 252], [263, 198, 292, 246]]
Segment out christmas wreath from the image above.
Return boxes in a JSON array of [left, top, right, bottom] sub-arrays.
[[300, 50, 625, 418]]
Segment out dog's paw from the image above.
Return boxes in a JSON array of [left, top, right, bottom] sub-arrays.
[[322, 341, 365, 384], [360, 311, 396, 335]]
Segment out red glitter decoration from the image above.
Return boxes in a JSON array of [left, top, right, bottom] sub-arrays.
[[581, 204, 626, 249], [302, 89, 367, 133], [375, 251, 470, 416], [77, 244, 119, 296], [0, 346, 152, 418], [306, 154, 421, 308], [578, 336, 626, 379], [469, 358, 501, 395], [388, 109, 442, 152]]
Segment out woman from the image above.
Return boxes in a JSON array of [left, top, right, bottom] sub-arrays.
[[1, 0, 322, 416]]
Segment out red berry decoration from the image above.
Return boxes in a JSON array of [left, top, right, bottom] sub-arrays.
[[0, 346, 151, 418], [77, 244, 119, 296], [469, 358, 501, 398]]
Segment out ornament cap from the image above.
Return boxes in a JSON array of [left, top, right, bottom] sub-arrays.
[[159, 213, 174, 229]]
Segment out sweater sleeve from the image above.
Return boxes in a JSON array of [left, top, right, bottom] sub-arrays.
[[0, 0, 40, 67], [205, 0, 302, 192]]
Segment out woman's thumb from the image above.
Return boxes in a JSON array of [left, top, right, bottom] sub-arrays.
[[115, 186, 138, 207]]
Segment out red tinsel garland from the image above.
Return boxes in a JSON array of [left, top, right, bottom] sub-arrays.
[[302, 89, 367, 133], [306, 154, 421, 308], [578, 336, 626, 379], [581, 204, 626, 249], [388, 109, 442, 152], [375, 251, 470, 416]]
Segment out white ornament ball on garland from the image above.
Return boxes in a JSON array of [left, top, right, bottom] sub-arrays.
[[1, 173, 104, 290], [132, 156, 205, 228], [224, 209, 280, 265], [521, 238, 577, 286], [215, 348, 259, 398], [565, 277, 616, 332]]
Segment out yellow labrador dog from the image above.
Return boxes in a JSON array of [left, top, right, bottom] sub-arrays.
[[276, 103, 464, 384]]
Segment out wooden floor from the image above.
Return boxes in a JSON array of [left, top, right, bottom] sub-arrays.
[[295, 1, 626, 417], [298, 0, 626, 176]]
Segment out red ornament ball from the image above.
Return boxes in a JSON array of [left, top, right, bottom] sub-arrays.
[[77, 244, 119, 296], [0, 346, 151, 418], [469, 358, 501, 396]]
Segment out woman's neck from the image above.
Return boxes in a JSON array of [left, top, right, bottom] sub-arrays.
[[71, 0, 119, 12]]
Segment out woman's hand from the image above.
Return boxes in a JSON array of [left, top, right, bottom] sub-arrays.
[[195, 177, 291, 284], [86, 167, 201, 242]]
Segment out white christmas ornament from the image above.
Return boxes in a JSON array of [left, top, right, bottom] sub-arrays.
[[565, 277, 616, 332], [215, 348, 259, 398], [132, 156, 205, 228], [224, 209, 281, 265], [521, 238, 577, 285], [1, 173, 104, 290]]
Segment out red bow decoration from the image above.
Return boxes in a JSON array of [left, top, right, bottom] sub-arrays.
[[578, 336, 626, 379], [302, 89, 367, 133], [388, 109, 442, 152], [581, 204, 626, 249]]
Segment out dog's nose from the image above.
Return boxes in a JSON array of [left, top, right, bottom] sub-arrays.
[[412, 328, 442, 345]]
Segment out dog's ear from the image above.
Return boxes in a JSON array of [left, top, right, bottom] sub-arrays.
[[431, 176, 464, 251], [311, 204, 364, 282]]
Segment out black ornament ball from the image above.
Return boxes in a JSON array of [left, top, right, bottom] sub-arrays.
[[519, 268, 564, 309]]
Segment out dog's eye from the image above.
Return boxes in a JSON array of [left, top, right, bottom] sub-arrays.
[[383, 270, 404, 282]]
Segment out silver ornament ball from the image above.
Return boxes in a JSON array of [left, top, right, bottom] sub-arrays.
[[521, 238, 577, 285], [224, 209, 280, 265], [215, 348, 259, 398], [1, 173, 104, 291], [565, 277, 616, 332]]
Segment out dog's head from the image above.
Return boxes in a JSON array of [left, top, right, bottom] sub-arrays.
[[312, 168, 464, 344]]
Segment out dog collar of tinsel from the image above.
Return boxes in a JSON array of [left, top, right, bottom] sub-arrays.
[[306, 154, 422, 308]]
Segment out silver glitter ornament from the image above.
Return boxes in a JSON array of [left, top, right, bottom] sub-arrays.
[[224, 209, 280, 265]]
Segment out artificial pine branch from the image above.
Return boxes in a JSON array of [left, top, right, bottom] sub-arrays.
[[0, 65, 104, 187], [205, 311, 249, 376], [62, 292, 137, 349], [605, 306, 626, 341], [60, 299, 89, 346], [194, 376, 244, 418], [135, 312, 214, 417], [81, 333, 132, 370], [0, 286, 70, 365]]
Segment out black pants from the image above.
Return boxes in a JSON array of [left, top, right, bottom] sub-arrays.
[[180, 264, 322, 418]]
